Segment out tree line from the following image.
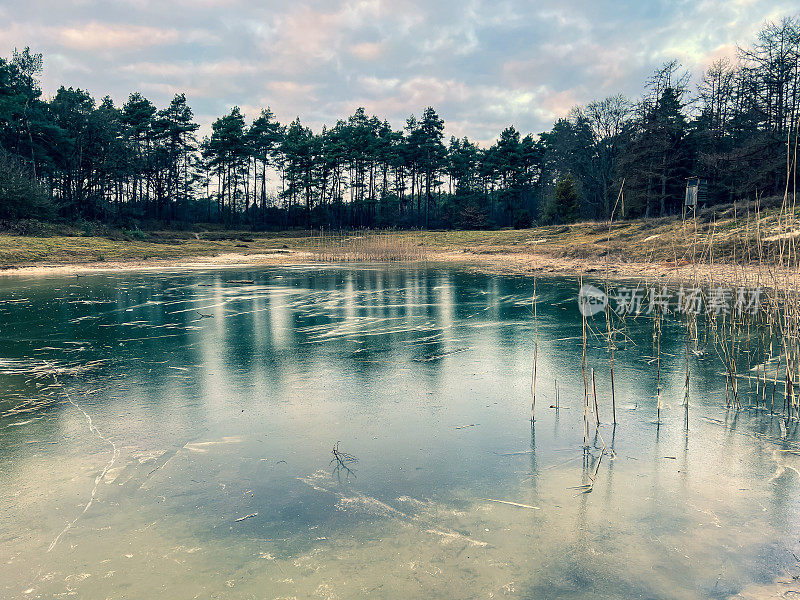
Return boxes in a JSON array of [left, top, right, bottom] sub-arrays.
[[0, 16, 798, 230]]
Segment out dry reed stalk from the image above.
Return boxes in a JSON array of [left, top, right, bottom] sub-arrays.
[[605, 181, 624, 425], [531, 278, 539, 422], [580, 276, 590, 448], [654, 302, 663, 424], [683, 188, 703, 428], [553, 378, 560, 409]]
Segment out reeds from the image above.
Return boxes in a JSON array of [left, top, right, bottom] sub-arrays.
[[700, 114, 800, 419], [313, 230, 426, 262], [549, 119, 800, 495]]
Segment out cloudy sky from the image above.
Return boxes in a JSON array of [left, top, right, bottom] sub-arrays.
[[1, 0, 795, 143]]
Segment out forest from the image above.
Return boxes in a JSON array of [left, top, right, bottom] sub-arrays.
[[0, 16, 798, 231]]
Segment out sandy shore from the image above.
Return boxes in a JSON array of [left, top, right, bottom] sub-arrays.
[[0, 248, 780, 289], [0, 251, 306, 277]]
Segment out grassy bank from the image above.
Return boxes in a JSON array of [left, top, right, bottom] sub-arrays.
[[0, 197, 794, 273]]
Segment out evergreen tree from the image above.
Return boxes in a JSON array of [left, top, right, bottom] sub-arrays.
[[542, 173, 580, 224]]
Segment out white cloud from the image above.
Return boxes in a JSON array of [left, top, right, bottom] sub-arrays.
[[58, 23, 182, 50], [123, 59, 261, 78], [349, 41, 384, 60], [1, 0, 794, 142]]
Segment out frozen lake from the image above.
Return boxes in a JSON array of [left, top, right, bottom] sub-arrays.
[[1, 265, 798, 599]]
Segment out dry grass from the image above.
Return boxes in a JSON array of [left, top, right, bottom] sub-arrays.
[[0, 196, 795, 270]]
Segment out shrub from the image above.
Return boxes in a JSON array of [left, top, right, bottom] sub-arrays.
[[0, 150, 55, 220], [512, 209, 532, 229], [121, 226, 147, 240], [455, 204, 489, 229]]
